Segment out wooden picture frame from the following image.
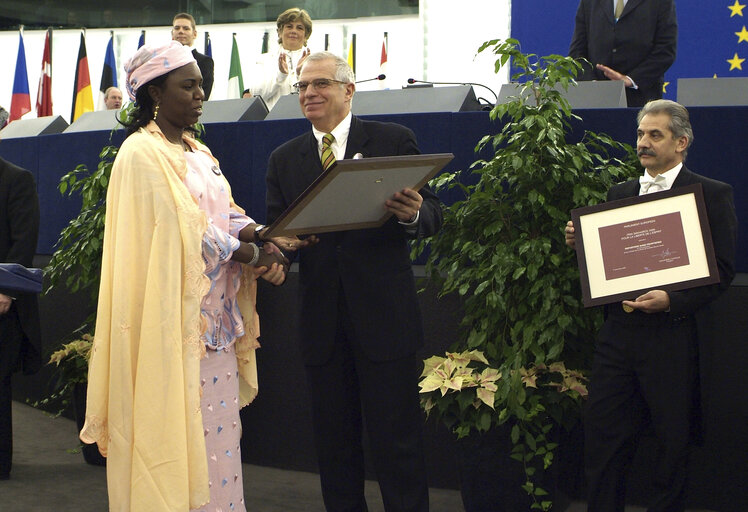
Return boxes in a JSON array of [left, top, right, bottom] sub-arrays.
[[264, 153, 454, 238], [571, 184, 719, 307]]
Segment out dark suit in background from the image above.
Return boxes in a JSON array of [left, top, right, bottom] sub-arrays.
[[569, 0, 678, 107], [0, 157, 41, 480], [266, 116, 441, 511], [585, 168, 736, 511], [192, 49, 214, 100]]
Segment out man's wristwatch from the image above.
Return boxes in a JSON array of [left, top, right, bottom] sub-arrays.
[[253, 224, 266, 243]]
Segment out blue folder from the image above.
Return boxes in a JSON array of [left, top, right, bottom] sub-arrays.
[[0, 263, 43, 294]]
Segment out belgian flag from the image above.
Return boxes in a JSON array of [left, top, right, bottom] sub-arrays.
[[71, 31, 94, 122]]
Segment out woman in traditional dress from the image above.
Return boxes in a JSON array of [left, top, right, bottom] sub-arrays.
[[80, 41, 286, 512]]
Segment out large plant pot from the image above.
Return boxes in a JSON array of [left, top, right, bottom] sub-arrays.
[[454, 423, 573, 512], [72, 383, 106, 466], [455, 423, 533, 512]]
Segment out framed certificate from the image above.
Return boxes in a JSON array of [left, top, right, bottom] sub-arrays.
[[264, 153, 454, 238], [571, 183, 719, 307]]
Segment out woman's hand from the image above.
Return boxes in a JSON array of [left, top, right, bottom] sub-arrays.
[[278, 52, 290, 75], [252, 243, 289, 285], [295, 48, 310, 76]]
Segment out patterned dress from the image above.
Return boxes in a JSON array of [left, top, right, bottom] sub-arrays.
[[184, 149, 250, 512]]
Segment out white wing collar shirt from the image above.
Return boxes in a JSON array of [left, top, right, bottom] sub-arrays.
[[639, 162, 682, 195]]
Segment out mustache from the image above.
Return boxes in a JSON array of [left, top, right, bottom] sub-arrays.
[[637, 148, 656, 157]]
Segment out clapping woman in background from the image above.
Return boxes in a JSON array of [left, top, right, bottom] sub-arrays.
[[249, 7, 313, 109]]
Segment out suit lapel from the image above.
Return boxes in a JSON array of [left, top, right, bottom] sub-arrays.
[[299, 131, 325, 185], [672, 166, 695, 188], [619, 0, 644, 20], [604, 0, 616, 24], [624, 178, 641, 198], [344, 116, 369, 159]]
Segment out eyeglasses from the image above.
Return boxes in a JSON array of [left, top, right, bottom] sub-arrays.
[[293, 78, 347, 93]]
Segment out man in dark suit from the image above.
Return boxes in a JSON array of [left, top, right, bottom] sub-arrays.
[[0, 156, 41, 480], [569, 0, 678, 107], [171, 13, 214, 100], [565, 100, 737, 511], [264, 52, 440, 511]]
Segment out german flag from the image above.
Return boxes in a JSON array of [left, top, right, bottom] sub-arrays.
[[71, 31, 94, 122]]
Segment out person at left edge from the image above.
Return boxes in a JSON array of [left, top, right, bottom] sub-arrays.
[[172, 12, 214, 100], [0, 156, 41, 481], [79, 41, 287, 511]]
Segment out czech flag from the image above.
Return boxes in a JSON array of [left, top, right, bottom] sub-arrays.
[[71, 31, 94, 122], [10, 32, 31, 122]]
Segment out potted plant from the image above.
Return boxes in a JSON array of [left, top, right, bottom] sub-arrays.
[[36, 109, 133, 464], [40, 335, 105, 465], [415, 39, 639, 511]]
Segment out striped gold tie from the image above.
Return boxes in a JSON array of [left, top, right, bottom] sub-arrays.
[[321, 133, 336, 171], [615, 0, 624, 18]]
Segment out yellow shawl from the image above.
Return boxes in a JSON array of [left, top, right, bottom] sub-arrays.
[[80, 122, 259, 511]]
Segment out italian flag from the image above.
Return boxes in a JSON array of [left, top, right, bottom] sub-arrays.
[[227, 33, 244, 99]]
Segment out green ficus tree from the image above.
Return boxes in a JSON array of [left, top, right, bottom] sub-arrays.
[[417, 39, 640, 510]]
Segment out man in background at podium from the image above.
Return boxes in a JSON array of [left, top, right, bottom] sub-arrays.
[[569, 0, 677, 107], [0, 156, 41, 480], [171, 12, 214, 100], [565, 100, 736, 511], [103, 87, 123, 110], [265, 52, 441, 511]]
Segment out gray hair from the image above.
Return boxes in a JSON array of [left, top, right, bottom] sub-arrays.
[[637, 99, 694, 160], [303, 51, 355, 84]]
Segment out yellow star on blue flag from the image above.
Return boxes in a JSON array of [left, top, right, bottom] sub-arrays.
[[727, 52, 746, 70], [736, 26, 748, 42], [728, 1, 746, 17]]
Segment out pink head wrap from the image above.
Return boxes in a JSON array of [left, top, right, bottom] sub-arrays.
[[124, 41, 196, 101]]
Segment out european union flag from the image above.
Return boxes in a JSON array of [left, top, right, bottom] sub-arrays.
[[511, 0, 748, 99], [667, 0, 748, 96]]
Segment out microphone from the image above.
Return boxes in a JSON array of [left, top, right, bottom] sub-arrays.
[[355, 74, 386, 84], [406, 78, 498, 106]]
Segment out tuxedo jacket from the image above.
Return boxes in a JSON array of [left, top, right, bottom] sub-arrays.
[[569, 0, 678, 106], [266, 117, 443, 365], [192, 49, 214, 100], [0, 157, 41, 377]]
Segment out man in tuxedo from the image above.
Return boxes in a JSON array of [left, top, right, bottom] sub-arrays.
[[264, 52, 440, 511], [569, 0, 678, 107], [171, 13, 214, 100], [565, 100, 736, 511], [0, 156, 41, 480]]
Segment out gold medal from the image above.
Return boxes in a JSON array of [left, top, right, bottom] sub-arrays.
[[622, 303, 634, 313]]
